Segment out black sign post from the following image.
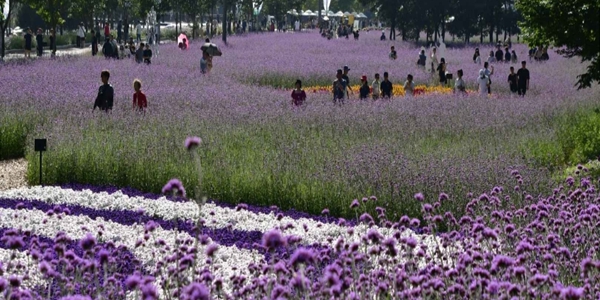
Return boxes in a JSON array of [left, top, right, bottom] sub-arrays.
[[34, 139, 47, 186]]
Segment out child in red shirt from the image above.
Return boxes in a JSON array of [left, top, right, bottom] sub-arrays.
[[132, 79, 147, 112], [291, 79, 307, 106]]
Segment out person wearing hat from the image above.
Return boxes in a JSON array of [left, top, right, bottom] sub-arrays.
[[333, 69, 347, 104], [359, 75, 370, 99], [342, 66, 352, 99]]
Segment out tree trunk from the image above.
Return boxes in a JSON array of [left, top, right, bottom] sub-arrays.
[[1, 25, 5, 59], [389, 19, 396, 40], [441, 22, 446, 42], [489, 19, 494, 44], [222, 2, 228, 44]]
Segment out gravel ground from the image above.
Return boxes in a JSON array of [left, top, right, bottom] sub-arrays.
[[0, 159, 28, 191]]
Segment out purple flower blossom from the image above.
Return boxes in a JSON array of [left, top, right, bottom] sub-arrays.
[[184, 136, 202, 150], [262, 229, 286, 250], [161, 178, 186, 197], [414, 193, 424, 202]]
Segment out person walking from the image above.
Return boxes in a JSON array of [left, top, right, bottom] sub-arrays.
[[508, 66, 518, 94], [487, 51, 496, 64], [23, 28, 33, 58], [104, 22, 110, 42], [35, 28, 43, 57], [49, 29, 56, 57], [102, 36, 113, 58], [430, 47, 439, 74], [511, 50, 518, 63], [504, 47, 511, 62], [91, 29, 98, 56], [517, 61, 530, 96], [77, 23, 86, 48], [117, 20, 123, 44], [136, 22, 142, 43], [135, 43, 144, 63]]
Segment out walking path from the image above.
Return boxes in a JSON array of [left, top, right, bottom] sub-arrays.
[[0, 159, 27, 191]]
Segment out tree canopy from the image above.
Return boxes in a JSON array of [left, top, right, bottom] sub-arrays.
[[517, 0, 600, 89]]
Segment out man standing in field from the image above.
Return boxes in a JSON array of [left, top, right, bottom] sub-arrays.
[[333, 69, 347, 104], [342, 66, 352, 99], [93, 70, 114, 112], [517, 61, 530, 97]]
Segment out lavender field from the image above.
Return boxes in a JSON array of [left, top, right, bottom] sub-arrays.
[[1, 31, 599, 219]]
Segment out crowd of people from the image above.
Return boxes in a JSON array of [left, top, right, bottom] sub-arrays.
[[288, 42, 533, 106]]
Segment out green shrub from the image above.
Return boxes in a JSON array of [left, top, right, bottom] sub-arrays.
[[0, 115, 30, 159], [556, 109, 600, 164]]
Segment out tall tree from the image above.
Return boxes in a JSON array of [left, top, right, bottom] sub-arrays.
[[0, 0, 17, 59], [360, 0, 401, 40], [517, 0, 599, 88]]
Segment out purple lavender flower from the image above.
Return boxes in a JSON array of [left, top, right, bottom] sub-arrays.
[[79, 233, 96, 251], [184, 136, 202, 150], [205, 243, 219, 257], [182, 282, 210, 300], [161, 178, 186, 197], [321, 208, 330, 215], [290, 248, 315, 266], [262, 229, 286, 250], [414, 192, 424, 202], [350, 199, 360, 209]]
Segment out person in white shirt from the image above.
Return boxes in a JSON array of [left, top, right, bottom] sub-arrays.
[[404, 74, 415, 97], [487, 50, 496, 63], [430, 47, 439, 74], [295, 20, 300, 31], [454, 69, 466, 95], [77, 23, 86, 48], [372, 73, 381, 100], [482, 62, 494, 94], [477, 69, 490, 96], [136, 22, 142, 43]]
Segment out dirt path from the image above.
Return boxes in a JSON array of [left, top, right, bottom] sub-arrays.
[[0, 159, 28, 191]]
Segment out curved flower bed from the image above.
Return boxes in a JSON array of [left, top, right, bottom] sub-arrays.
[[1, 165, 600, 299]]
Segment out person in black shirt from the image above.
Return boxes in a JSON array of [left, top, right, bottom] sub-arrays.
[[35, 28, 43, 57], [342, 65, 352, 99], [380, 72, 393, 99], [504, 47, 511, 62], [507, 66, 518, 94], [24, 28, 33, 58], [516, 61, 530, 97], [359, 75, 370, 99], [389, 46, 397, 60], [49, 29, 56, 57], [91, 30, 98, 56], [143, 44, 152, 64], [495, 46, 504, 62], [94, 70, 115, 112], [332, 69, 346, 104], [102, 37, 113, 58], [437, 58, 447, 86]]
